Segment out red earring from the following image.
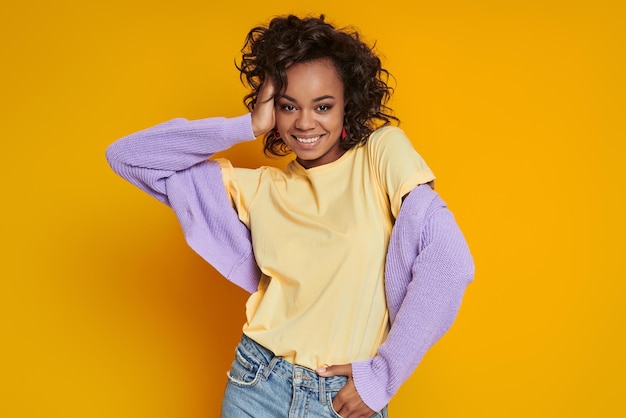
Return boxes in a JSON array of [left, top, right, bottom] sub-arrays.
[[341, 126, 348, 140], [272, 129, 282, 140]]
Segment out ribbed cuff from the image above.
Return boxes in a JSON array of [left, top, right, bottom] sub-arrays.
[[351, 359, 392, 412], [220, 113, 256, 143]]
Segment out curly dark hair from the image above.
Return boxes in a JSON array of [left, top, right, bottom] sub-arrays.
[[237, 14, 399, 157]]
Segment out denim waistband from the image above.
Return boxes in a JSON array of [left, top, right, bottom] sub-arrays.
[[238, 333, 348, 394]]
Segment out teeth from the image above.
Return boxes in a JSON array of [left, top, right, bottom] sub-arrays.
[[296, 135, 321, 144]]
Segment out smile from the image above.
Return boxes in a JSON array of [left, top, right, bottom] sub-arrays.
[[295, 135, 322, 144]]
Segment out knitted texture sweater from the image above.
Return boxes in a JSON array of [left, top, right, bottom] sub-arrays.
[[106, 113, 475, 411]]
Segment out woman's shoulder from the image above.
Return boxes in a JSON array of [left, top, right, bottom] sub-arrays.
[[366, 125, 411, 148], [363, 125, 416, 157]]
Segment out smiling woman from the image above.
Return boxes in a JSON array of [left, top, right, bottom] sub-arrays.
[[105, 14, 474, 418], [274, 59, 346, 168]]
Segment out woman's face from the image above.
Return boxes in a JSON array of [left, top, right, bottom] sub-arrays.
[[275, 59, 346, 169]]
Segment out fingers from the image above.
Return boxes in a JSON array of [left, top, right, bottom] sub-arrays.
[[316, 363, 352, 377], [332, 378, 375, 418], [251, 77, 276, 137], [315, 365, 374, 417], [257, 76, 276, 103]]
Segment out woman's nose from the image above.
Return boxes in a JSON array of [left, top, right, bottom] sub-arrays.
[[295, 110, 315, 130]]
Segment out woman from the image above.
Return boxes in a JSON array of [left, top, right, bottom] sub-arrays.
[[106, 14, 474, 418]]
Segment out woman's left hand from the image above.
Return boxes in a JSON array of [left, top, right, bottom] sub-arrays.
[[316, 363, 375, 418]]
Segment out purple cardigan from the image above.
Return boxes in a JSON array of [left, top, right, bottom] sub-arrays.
[[106, 114, 474, 411]]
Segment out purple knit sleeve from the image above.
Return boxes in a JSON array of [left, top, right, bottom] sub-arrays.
[[105, 114, 261, 293], [351, 187, 475, 411], [105, 114, 255, 204]]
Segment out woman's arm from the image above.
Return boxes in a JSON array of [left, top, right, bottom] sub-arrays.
[[354, 186, 474, 411], [105, 114, 262, 292], [105, 83, 275, 294], [321, 186, 474, 412]]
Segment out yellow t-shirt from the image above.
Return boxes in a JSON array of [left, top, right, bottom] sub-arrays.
[[217, 126, 435, 369]]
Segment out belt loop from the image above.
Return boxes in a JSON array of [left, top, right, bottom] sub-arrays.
[[262, 356, 280, 380], [319, 375, 326, 404]]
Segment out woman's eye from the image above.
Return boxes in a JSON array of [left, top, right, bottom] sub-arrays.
[[317, 104, 330, 111], [280, 104, 296, 112]]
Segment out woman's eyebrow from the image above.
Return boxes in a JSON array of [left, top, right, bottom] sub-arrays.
[[280, 94, 336, 103], [312, 95, 335, 102]]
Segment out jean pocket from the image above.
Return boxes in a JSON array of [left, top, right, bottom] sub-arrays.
[[327, 392, 343, 418], [226, 348, 262, 387]]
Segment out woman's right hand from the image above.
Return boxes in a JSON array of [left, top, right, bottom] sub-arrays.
[[251, 78, 276, 137]]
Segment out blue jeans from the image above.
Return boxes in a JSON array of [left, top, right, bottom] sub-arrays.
[[221, 334, 388, 418]]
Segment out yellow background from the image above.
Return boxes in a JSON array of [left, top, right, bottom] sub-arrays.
[[2, 0, 624, 416]]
